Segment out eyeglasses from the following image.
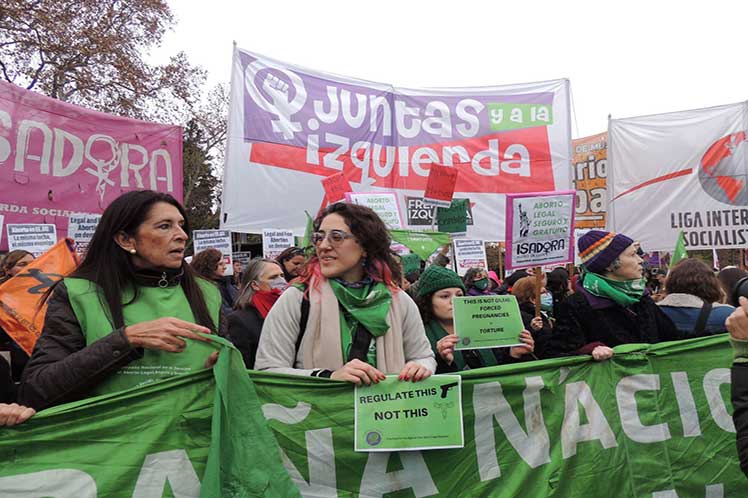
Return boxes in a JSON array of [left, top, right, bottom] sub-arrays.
[[311, 229, 356, 246]]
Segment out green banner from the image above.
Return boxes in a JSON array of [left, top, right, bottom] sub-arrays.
[[487, 102, 553, 131], [437, 199, 468, 234], [355, 375, 463, 451], [389, 229, 451, 261], [453, 295, 525, 350], [1, 336, 746, 497]]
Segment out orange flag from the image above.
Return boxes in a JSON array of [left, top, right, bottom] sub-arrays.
[[0, 238, 79, 355]]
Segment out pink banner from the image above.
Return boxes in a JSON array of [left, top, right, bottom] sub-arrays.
[[0, 81, 182, 250]]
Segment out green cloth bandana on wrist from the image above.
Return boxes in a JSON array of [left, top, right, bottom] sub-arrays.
[[582, 272, 646, 307]]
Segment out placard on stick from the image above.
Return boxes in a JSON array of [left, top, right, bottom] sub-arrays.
[[321, 172, 352, 203], [423, 164, 459, 208], [453, 295, 524, 350]]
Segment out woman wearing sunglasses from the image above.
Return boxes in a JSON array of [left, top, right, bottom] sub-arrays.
[[255, 203, 436, 384]]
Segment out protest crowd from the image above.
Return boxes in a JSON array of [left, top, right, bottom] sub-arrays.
[[3, 189, 748, 475], [1, 31, 748, 496]]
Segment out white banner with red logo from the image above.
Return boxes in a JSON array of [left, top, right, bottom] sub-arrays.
[[221, 47, 572, 240], [607, 102, 748, 251]]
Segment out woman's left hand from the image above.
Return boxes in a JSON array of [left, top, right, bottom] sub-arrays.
[[509, 330, 535, 358], [398, 361, 432, 382], [0, 403, 35, 426], [530, 316, 544, 331]]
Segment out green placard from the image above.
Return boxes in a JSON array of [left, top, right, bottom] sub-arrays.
[[437, 199, 468, 234], [354, 375, 463, 452], [487, 102, 553, 131], [453, 295, 524, 350]]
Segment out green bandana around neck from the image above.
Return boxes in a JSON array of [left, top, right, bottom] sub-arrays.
[[582, 272, 646, 307], [328, 279, 392, 336]]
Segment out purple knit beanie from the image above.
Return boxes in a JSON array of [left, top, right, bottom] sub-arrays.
[[578, 230, 634, 274]]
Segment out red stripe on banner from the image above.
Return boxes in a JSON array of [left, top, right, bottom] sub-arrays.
[[249, 127, 556, 194], [612, 168, 693, 201]]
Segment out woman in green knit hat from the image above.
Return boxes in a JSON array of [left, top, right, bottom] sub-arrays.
[[415, 265, 535, 373]]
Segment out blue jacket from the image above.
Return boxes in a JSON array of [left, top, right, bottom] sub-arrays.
[[657, 293, 734, 338]]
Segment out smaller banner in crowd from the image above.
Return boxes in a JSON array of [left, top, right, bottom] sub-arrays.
[[233, 251, 252, 268], [389, 230, 451, 261], [607, 101, 748, 251], [67, 214, 101, 255], [262, 229, 295, 260], [423, 164, 459, 208], [406, 196, 474, 227], [346, 192, 403, 229], [572, 132, 607, 229], [505, 190, 575, 270], [354, 375, 463, 452], [193, 229, 234, 276], [321, 171, 352, 203], [453, 239, 488, 276], [6, 223, 57, 257], [0, 238, 78, 355], [453, 295, 524, 350], [437, 199, 468, 235]]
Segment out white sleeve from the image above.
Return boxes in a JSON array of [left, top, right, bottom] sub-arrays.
[[398, 292, 437, 374], [255, 287, 316, 376]]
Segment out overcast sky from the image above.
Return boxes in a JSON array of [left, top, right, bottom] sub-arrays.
[[154, 0, 748, 138]]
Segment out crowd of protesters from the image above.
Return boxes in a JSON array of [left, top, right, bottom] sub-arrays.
[[1, 189, 747, 478]]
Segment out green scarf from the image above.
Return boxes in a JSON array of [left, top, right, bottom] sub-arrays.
[[582, 272, 646, 307], [424, 320, 498, 371], [329, 280, 392, 364]]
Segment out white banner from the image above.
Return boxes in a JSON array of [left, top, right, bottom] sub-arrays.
[[607, 102, 748, 251], [453, 239, 487, 276], [193, 229, 234, 276], [67, 214, 101, 255], [6, 223, 57, 257], [262, 229, 295, 260], [221, 47, 572, 240]]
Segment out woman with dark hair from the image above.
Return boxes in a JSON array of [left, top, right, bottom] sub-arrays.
[[19, 190, 221, 410], [658, 258, 734, 338], [463, 267, 492, 296], [227, 258, 286, 369], [191, 248, 237, 315], [718, 266, 748, 307], [546, 267, 571, 318], [415, 265, 534, 373], [0, 250, 34, 284], [0, 250, 35, 381], [255, 202, 435, 383], [546, 230, 682, 361], [275, 246, 306, 283]]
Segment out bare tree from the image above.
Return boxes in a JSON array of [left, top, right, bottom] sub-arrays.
[[0, 0, 205, 120]]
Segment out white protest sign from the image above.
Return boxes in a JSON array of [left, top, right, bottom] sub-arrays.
[[453, 239, 487, 276], [0, 214, 4, 245], [67, 214, 101, 255], [262, 229, 295, 260], [6, 224, 57, 257], [505, 190, 575, 270], [193, 229, 234, 276], [346, 192, 403, 229]]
